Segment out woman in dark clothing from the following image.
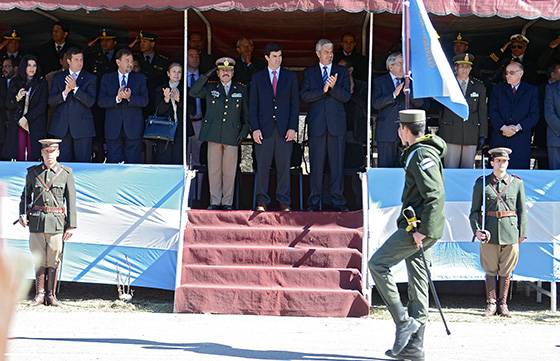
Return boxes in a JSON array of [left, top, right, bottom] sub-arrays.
[[153, 62, 194, 164], [4, 55, 48, 161]]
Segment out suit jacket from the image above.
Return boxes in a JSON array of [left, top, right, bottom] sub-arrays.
[[301, 64, 351, 137], [373, 73, 423, 142], [438, 78, 488, 145], [4, 77, 48, 159], [37, 41, 77, 75], [48, 69, 97, 138], [489, 81, 539, 167], [249, 68, 299, 138], [97, 71, 149, 140], [234, 57, 266, 85], [544, 81, 560, 147], [334, 49, 368, 81]]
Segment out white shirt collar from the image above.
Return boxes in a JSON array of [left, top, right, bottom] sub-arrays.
[[319, 63, 332, 75], [55, 42, 65, 49], [511, 82, 521, 90], [268, 67, 280, 81], [69, 69, 80, 77], [118, 71, 129, 78]]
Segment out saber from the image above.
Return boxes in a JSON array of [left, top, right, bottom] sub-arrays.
[[473, 155, 491, 242], [403, 206, 451, 335]]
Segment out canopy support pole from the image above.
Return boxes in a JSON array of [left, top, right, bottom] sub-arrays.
[[366, 12, 373, 168], [194, 8, 212, 54]]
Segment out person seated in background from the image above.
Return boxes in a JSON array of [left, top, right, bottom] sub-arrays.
[[334, 33, 367, 81], [234, 37, 265, 86]]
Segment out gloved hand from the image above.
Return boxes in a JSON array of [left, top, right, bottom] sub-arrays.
[[204, 67, 217, 78]]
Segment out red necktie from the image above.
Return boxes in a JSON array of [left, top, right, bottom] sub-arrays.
[[272, 70, 278, 96]]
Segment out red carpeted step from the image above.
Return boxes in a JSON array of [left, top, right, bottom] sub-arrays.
[[182, 265, 363, 290], [186, 226, 362, 250], [184, 245, 362, 269], [187, 209, 363, 229], [174, 284, 369, 317]]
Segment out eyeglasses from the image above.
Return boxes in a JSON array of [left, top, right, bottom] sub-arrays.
[[511, 45, 524, 49], [505, 70, 521, 75]]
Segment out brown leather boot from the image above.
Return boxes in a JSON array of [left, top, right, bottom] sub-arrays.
[[31, 267, 46, 306], [498, 275, 511, 317], [45, 267, 60, 307], [483, 275, 497, 317]]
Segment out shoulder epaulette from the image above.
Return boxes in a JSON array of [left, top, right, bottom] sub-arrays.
[[511, 174, 521, 180], [158, 54, 168, 60]]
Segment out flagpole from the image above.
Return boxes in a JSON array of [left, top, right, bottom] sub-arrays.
[[403, 0, 411, 109]]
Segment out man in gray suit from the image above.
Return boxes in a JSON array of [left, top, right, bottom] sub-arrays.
[[438, 53, 488, 168], [544, 62, 560, 169]]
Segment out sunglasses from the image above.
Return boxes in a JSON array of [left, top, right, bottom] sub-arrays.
[[511, 45, 525, 49]]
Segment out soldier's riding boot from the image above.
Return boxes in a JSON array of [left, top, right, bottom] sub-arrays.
[[45, 267, 60, 307], [385, 324, 426, 361], [31, 267, 46, 306], [483, 275, 497, 316], [498, 275, 512, 317], [387, 303, 421, 355]]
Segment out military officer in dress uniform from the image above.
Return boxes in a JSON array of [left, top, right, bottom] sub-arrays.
[[369, 110, 447, 361], [189, 57, 250, 210], [439, 53, 488, 168], [469, 147, 527, 318], [0, 29, 23, 67], [18, 139, 77, 307]]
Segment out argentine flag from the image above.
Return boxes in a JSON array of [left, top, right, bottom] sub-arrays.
[[404, 0, 469, 120]]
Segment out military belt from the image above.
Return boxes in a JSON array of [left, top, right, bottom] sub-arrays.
[[32, 206, 65, 214], [486, 210, 516, 218]]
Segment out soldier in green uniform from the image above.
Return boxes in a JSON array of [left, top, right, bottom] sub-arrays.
[[469, 147, 527, 317], [18, 139, 77, 306], [369, 109, 446, 361], [189, 57, 249, 210]]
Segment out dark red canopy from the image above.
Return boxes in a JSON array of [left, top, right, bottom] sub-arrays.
[[1, 1, 560, 20]]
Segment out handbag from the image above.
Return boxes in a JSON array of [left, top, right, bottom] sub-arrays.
[[143, 101, 178, 142]]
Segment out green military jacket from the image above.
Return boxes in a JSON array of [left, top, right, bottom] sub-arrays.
[[189, 74, 250, 146], [19, 163, 77, 234], [397, 134, 447, 240], [469, 173, 527, 245], [438, 78, 488, 145]]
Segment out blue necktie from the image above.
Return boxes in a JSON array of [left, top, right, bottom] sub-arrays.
[[121, 75, 126, 88], [322, 66, 328, 84]]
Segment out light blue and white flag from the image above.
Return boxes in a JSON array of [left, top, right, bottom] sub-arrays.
[[403, 0, 469, 119]]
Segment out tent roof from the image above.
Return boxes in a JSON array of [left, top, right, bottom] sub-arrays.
[[1, 1, 560, 20]]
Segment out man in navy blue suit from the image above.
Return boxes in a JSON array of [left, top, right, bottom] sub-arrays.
[[373, 52, 423, 168], [250, 43, 300, 212], [489, 62, 539, 169], [48, 47, 97, 162], [301, 39, 351, 211], [98, 48, 149, 163]]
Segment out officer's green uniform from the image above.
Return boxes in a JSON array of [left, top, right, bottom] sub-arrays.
[[136, 32, 170, 115], [469, 147, 527, 317], [369, 110, 446, 360], [19, 139, 77, 306], [189, 58, 249, 208]]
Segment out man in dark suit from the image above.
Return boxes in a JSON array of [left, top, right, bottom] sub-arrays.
[[98, 48, 149, 163], [0, 58, 16, 158], [301, 39, 351, 211], [438, 53, 488, 168], [333, 33, 367, 81], [186, 48, 206, 167], [48, 47, 97, 162], [544, 64, 560, 169], [234, 37, 266, 85], [373, 52, 423, 168], [489, 62, 539, 169], [37, 22, 77, 75], [250, 43, 299, 212]]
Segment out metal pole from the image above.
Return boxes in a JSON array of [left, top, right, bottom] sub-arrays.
[[366, 12, 373, 168], [402, 0, 411, 109], [182, 9, 189, 172], [359, 172, 371, 303]]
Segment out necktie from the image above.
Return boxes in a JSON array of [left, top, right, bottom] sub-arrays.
[[512, 86, 517, 95], [105, 52, 111, 61], [272, 70, 278, 96], [56, 45, 62, 53], [71, 72, 78, 80], [189, 73, 195, 87], [461, 80, 467, 95], [322, 66, 328, 84], [121, 75, 127, 88], [224, 84, 229, 96], [145, 55, 151, 63]]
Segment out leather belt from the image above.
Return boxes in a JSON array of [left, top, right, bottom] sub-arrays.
[[486, 210, 516, 218], [32, 206, 65, 214]]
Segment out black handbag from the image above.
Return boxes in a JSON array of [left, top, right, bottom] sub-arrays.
[[143, 103, 178, 142]]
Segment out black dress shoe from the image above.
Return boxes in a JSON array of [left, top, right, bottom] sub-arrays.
[[332, 205, 349, 212], [278, 203, 290, 212], [222, 205, 233, 211], [207, 205, 221, 210]]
